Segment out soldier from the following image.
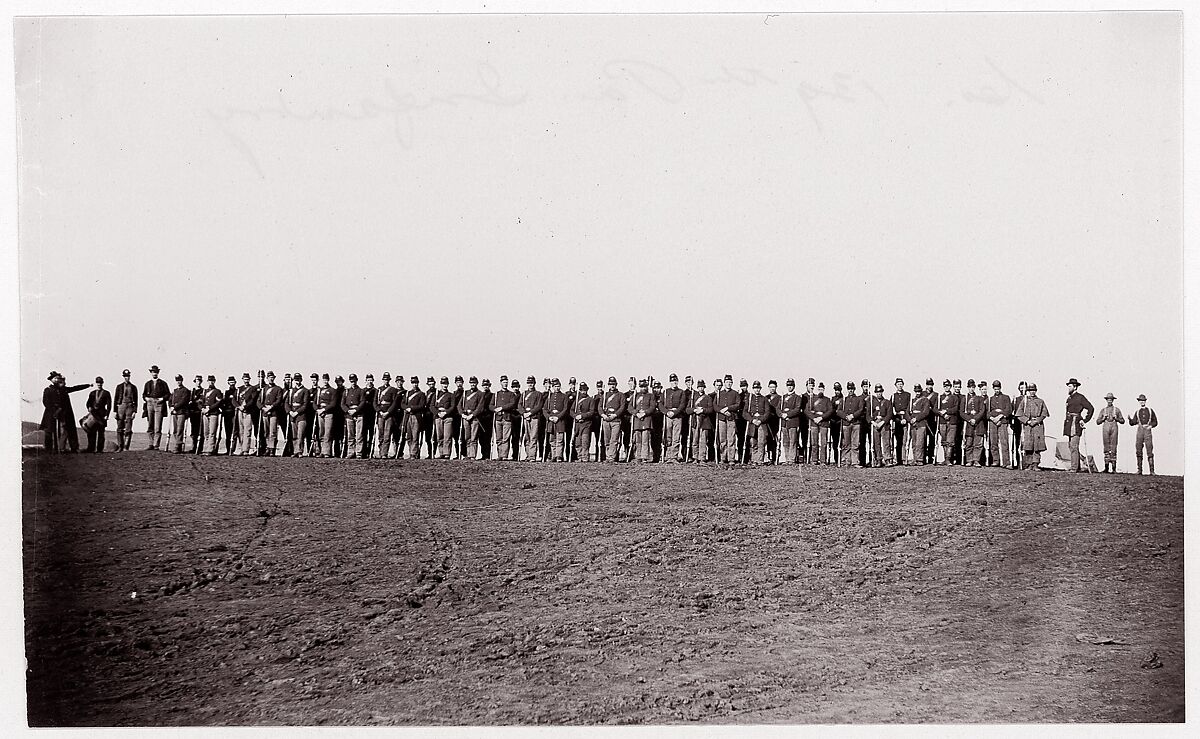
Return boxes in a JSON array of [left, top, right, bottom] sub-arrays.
[[959, 380, 986, 467], [923, 378, 937, 464], [478, 378, 495, 460], [1011, 380, 1027, 468], [829, 382, 843, 465], [371, 372, 396, 458], [188, 375, 204, 453], [219, 376, 238, 454], [714, 375, 742, 464], [858, 378, 872, 467], [234, 373, 258, 455], [836, 381, 864, 468], [540, 377, 554, 460], [659, 373, 688, 463], [687, 380, 714, 463], [976, 380, 991, 466], [83, 377, 112, 453], [430, 377, 455, 459], [568, 382, 594, 461], [1063, 378, 1095, 473], [253, 369, 268, 455], [39, 373, 64, 452], [628, 379, 656, 463], [799, 378, 816, 463], [951, 379, 966, 464], [679, 376, 695, 457], [804, 382, 833, 465], [286, 371, 311, 457], [1016, 383, 1049, 470], [620, 376, 636, 461], [765, 380, 782, 464], [306, 373, 321, 454], [493, 379, 519, 461], [518, 375, 545, 462], [742, 381, 774, 465], [542, 378, 572, 462], [279, 373, 295, 457], [564, 377, 578, 460], [776, 380, 803, 465], [890, 378, 911, 466], [403, 376, 429, 459], [1094, 393, 1124, 473], [168, 374, 191, 454], [331, 375, 346, 457], [339, 374, 366, 458], [987, 380, 1013, 469], [867, 384, 894, 467], [908, 383, 931, 465], [360, 374, 377, 457], [312, 374, 337, 457], [196, 376, 221, 456], [111, 369, 138, 452], [458, 376, 486, 461], [390, 375, 408, 456], [141, 365, 170, 451], [591, 378, 606, 461], [451, 375, 465, 459], [601, 377, 627, 462], [936, 380, 960, 465], [735, 379, 750, 463], [1127, 394, 1157, 475], [258, 371, 283, 456]]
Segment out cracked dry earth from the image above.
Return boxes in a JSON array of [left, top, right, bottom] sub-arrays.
[[23, 452, 1183, 725]]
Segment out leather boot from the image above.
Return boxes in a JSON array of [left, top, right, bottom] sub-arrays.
[[1137, 457, 1143, 474], [1149, 459, 1155, 475]]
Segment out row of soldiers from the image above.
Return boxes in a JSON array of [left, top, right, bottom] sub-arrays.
[[58, 366, 1159, 474]]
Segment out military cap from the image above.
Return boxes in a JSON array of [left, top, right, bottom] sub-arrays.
[[669, 373, 679, 381], [194, 375, 203, 381], [1137, 393, 1147, 401], [411, 375, 420, 383], [290, 371, 301, 379], [608, 376, 617, 384], [739, 379, 748, 387], [952, 379, 962, 386], [454, 375, 463, 382], [806, 377, 815, 385], [149, 365, 161, 373], [552, 378, 561, 386], [95, 376, 104, 384], [482, 378, 491, 386], [653, 381, 662, 389], [967, 379, 976, 388], [860, 378, 869, 386], [500, 375, 509, 382], [638, 379, 648, 387], [752, 380, 762, 388], [468, 376, 477, 383], [257, 369, 266, 376], [697, 380, 706, 388], [768, 379, 778, 387], [569, 377, 576, 384], [833, 382, 842, 390], [818, 382, 826, 389], [528, 375, 537, 384], [381, 372, 391, 380], [440, 376, 449, 384], [685, 375, 693, 382], [242, 372, 251, 379], [847, 381, 856, 389], [424, 376, 434, 383], [1027, 383, 1038, 391], [926, 378, 935, 386], [121, 369, 131, 377], [321, 373, 329, 380], [335, 375, 344, 383], [511, 380, 520, 388], [874, 384, 884, 392], [310, 372, 319, 379], [578, 382, 588, 390], [364, 373, 373, 380], [786, 378, 795, 386], [174, 374, 184, 381], [266, 371, 276, 378], [895, 377, 904, 385], [913, 384, 922, 392], [348, 373, 358, 381], [206, 375, 216, 382], [227, 375, 236, 383], [282, 372, 292, 380], [724, 374, 733, 382], [1104, 392, 1115, 400], [943, 380, 952, 388], [1066, 378, 1081, 387]]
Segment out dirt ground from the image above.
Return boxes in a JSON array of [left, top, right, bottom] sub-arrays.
[[22, 449, 1184, 726]]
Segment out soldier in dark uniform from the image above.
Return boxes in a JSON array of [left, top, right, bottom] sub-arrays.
[[543, 378, 572, 462], [890, 378, 911, 466], [936, 380, 960, 465], [837, 381, 864, 468], [1128, 394, 1157, 475], [571, 382, 597, 461], [372, 372, 397, 458], [1063, 378, 1095, 473], [478, 378, 495, 460], [735, 379, 750, 463], [279, 373, 295, 456], [389, 375, 407, 456], [924, 379, 937, 464], [112, 369, 138, 452], [520, 375, 546, 462], [141, 365, 170, 451], [305, 373, 321, 455], [804, 382, 833, 465], [620, 376, 636, 462], [680, 376, 695, 458], [591, 379, 606, 461], [601, 377, 627, 463], [340, 374, 366, 458], [313, 374, 338, 457], [908, 384, 931, 465], [430, 377, 455, 459], [188, 375, 204, 454], [258, 371, 283, 456], [627, 379, 654, 462], [765, 380, 782, 464], [858, 378, 872, 467], [660, 374, 688, 463], [493, 378, 519, 461], [403, 376, 429, 459], [457, 376, 485, 461], [829, 382, 843, 465], [688, 380, 714, 463], [253, 369, 268, 455], [331, 375, 346, 457], [198, 375, 223, 456], [421, 377, 437, 458], [40, 373, 64, 452], [715, 376, 742, 464], [168, 374, 191, 454], [219, 376, 238, 454], [234, 373, 258, 455], [286, 371, 311, 457], [951, 379, 965, 464], [777, 379, 803, 464], [742, 381, 774, 465], [564, 377, 578, 460], [799, 378, 816, 463], [1011, 381, 1027, 468], [83, 377, 112, 453], [987, 380, 1013, 469], [360, 374, 376, 458], [866, 384, 894, 467], [960, 380, 987, 467]]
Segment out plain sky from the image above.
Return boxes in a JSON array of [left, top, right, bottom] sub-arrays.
[[15, 11, 1182, 472]]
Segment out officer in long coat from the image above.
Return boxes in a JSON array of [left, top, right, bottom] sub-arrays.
[[1015, 382, 1049, 470]]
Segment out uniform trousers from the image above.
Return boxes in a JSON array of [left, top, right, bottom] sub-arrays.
[[375, 415, 394, 458], [145, 400, 167, 448], [405, 415, 424, 458], [221, 413, 236, 453], [188, 413, 202, 448], [893, 421, 910, 464], [601, 419, 622, 461], [1100, 422, 1119, 463], [201, 414, 220, 453], [344, 414, 362, 457], [523, 417, 543, 460], [316, 412, 335, 456], [573, 423, 593, 461], [870, 424, 894, 465], [938, 421, 958, 462], [261, 414, 280, 454], [237, 410, 257, 454], [909, 423, 927, 464], [1068, 434, 1083, 471], [630, 428, 651, 461], [808, 422, 830, 464], [716, 417, 738, 462], [780, 426, 799, 464], [662, 417, 684, 461], [1135, 426, 1154, 469], [962, 421, 985, 465], [290, 415, 309, 455], [84, 422, 106, 453], [434, 417, 454, 457], [690, 426, 712, 462], [548, 428, 567, 461], [496, 419, 515, 460], [988, 421, 1011, 468], [839, 424, 862, 466], [463, 418, 482, 459], [361, 413, 375, 457], [115, 405, 136, 447]]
